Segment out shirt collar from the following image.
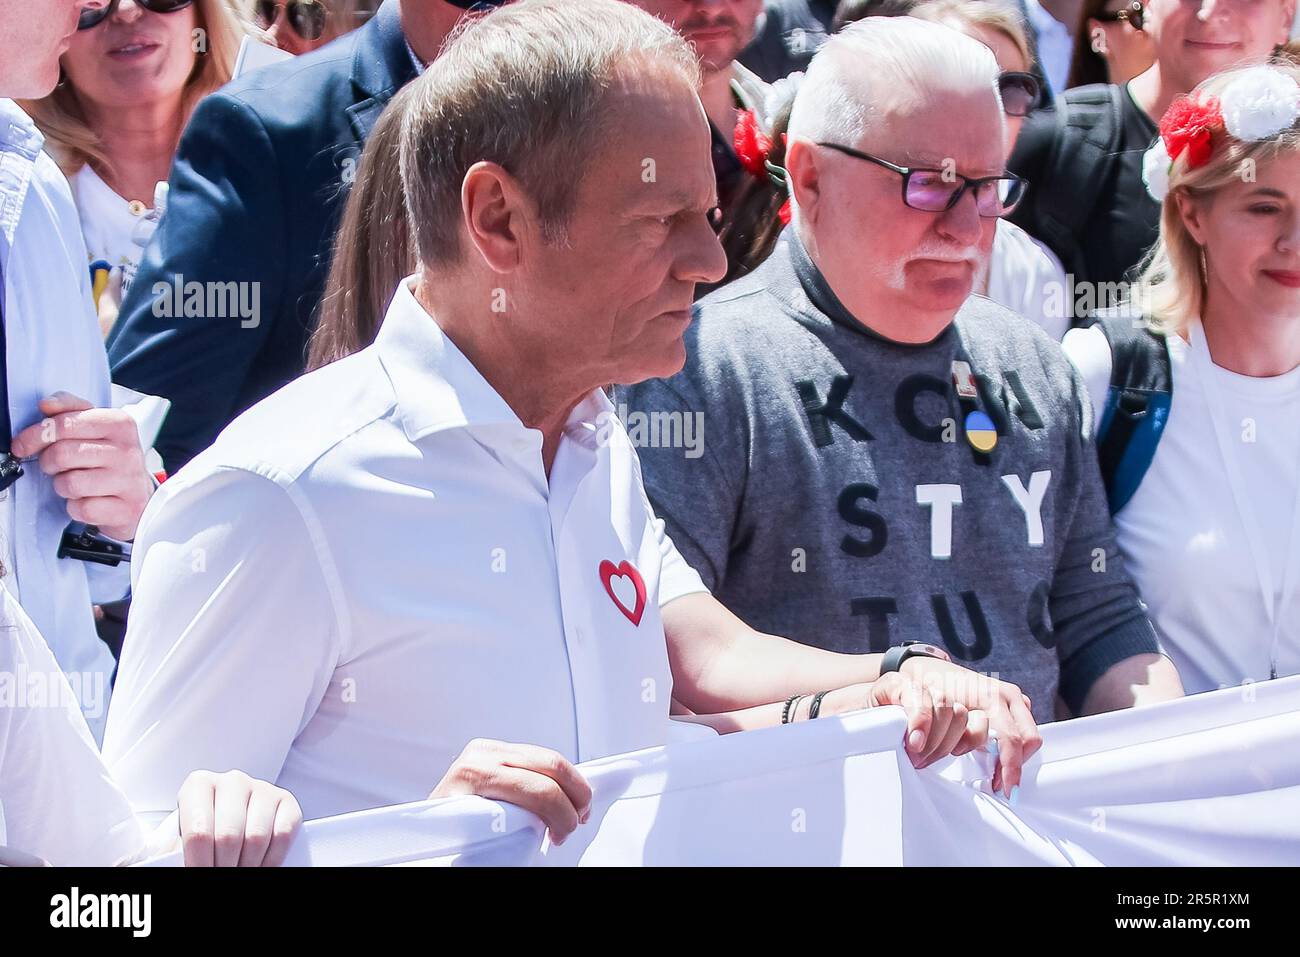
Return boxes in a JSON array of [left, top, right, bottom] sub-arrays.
[[405, 39, 426, 77], [0, 100, 45, 251], [374, 275, 613, 444]]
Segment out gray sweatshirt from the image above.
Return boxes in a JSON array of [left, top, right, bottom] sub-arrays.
[[619, 231, 1159, 720]]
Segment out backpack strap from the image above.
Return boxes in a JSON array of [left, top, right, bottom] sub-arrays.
[[1035, 84, 1125, 292], [1080, 309, 1173, 515]]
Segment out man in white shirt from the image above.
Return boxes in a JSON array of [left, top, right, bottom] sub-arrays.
[[1, 0, 157, 740], [105, 0, 1042, 845]]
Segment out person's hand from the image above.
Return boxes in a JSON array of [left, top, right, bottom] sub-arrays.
[[429, 739, 593, 846], [173, 770, 302, 867], [819, 673, 988, 770], [897, 657, 1042, 796], [10, 391, 154, 541]]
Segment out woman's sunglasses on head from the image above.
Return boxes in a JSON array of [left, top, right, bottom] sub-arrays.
[[1094, 1, 1145, 31], [78, 0, 193, 31], [255, 0, 331, 41]]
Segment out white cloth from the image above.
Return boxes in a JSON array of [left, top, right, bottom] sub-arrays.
[[1064, 324, 1300, 693], [69, 165, 155, 299], [103, 276, 708, 824], [1025, 0, 1075, 96], [144, 676, 1300, 866], [983, 219, 1070, 340], [0, 581, 143, 866], [0, 100, 124, 740]]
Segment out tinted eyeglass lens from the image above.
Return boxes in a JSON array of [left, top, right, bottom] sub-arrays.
[[142, 0, 194, 11], [78, 0, 116, 30], [977, 178, 1025, 216], [255, 0, 279, 23], [999, 74, 1039, 117], [905, 171, 961, 212], [289, 0, 327, 39]]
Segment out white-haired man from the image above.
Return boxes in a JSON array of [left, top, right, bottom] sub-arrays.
[[105, 0, 1042, 847], [622, 17, 1185, 764]]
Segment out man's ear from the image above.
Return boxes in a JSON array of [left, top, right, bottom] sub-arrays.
[[1279, 0, 1296, 43], [785, 139, 822, 227], [1173, 189, 1209, 246], [461, 161, 527, 273]]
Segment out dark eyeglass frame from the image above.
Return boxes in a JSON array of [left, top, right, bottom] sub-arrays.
[[1094, 1, 1145, 31], [78, 0, 194, 31], [998, 70, 1041, 118], [816, 142, 1027, 218], [254, 0, 334, 41]]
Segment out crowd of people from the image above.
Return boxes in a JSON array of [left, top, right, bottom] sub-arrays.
[[1, 0, 1297, 867]]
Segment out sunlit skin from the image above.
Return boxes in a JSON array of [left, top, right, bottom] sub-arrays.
[[416, 65, 727, 471], [1176, 150, 1300, 376], [0, 0, 93, 98], [788, 75, 1005, 343], [1088, 0, 1156, 84], [61, 0, 198, 203], [1132, 0, 1294, 119], [628, 0, 763, 139], [941, 21, 1029, 163]]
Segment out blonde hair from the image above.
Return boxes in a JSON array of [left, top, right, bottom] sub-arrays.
[[20, 0, 258, 178], [398, 0, 699, 267], [1133, 59, 1300, 333], [910, 0, 1032, 69], [309, 84, 414, 370]]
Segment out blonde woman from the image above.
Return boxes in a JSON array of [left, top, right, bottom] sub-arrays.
[[21, 0, 258, 333], [1064, 60, 1300, 694]]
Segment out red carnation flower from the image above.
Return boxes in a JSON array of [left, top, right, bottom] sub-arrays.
[[733, 108, 772, 180], [1159, 95, 1224, 170]]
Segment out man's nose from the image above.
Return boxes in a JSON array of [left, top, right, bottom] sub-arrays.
[[934, 187, 983, 246], [677, 213, 729, 286], [1197, 0, 1221, 22], [113, 0, 146, 22]]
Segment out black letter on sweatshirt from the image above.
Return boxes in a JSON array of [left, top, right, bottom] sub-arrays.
[[1026, 580, 1056, 648], [797, 376, 872, 448], [838, 482, 888, 558], [895, 374, 949, 443], [850, 597, 899, 652], [931, 591, 993, 661]]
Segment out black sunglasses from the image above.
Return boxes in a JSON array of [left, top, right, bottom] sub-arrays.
[[1094, 1, 1145, 31], [817, 142, 1026, 218], [255, 0, 329, 40], [78, 0, 193, 31], [998, 71, 1040, 118]]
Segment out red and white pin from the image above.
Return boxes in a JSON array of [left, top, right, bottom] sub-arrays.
[[599, 559, 646, 627]]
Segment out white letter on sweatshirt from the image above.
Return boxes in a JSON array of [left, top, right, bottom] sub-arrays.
[[1001, 470, 1052, 547], [916, 484, 963, 559]]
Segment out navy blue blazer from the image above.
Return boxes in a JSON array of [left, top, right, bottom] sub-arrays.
[[107, 0, 417, 472]]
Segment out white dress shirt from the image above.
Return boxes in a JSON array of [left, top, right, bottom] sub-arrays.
[[0, 581, 144, 866], [0, 100, 124, 740], [104, 277, 708, 823]]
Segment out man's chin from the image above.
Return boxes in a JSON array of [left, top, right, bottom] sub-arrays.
[[616, 342, 689, 387]]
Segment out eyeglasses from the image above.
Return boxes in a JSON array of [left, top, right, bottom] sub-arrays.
[[1094, 1, 1145, 31], [998, 71, 1040, 118], [816, 142, 1027, 217], [78, 0, 194, 31], [255, 0, 329, 41]]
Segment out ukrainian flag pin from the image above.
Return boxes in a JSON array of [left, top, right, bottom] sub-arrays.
[[964, 410, 997, 452]]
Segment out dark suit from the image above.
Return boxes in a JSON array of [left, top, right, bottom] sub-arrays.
[[107, 0, 417, 472]]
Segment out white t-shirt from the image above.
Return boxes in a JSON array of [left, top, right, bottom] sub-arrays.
[[70, 165, 155, 298], [104, 278, 709, 824], [980, 219, 1070, 341], [0, 582, 144, 865], [1064, 323, 1300, 694]]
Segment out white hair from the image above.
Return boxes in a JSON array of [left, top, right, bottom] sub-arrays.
[[787, 16, 1001, 148]]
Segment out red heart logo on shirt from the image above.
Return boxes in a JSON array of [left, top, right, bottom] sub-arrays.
[[599, 559, 646, 627]]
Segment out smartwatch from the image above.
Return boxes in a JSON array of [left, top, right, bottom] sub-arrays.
[[880, 640, 951, 674]]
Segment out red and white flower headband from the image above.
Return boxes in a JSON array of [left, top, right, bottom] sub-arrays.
[[1142, 66, 1300, 201]]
